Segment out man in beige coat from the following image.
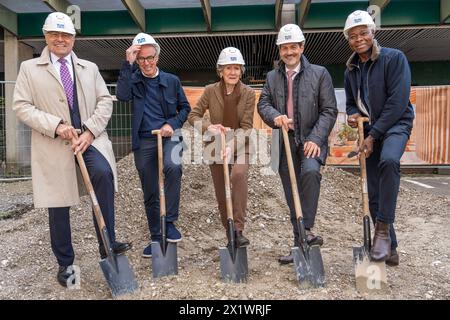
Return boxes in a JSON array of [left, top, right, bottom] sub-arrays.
[[12, 12, 130, 288]]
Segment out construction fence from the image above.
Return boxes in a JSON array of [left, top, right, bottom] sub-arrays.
[[1, 81, 449, 179]]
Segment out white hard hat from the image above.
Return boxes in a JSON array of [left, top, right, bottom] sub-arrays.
[[132, 32, 160, 55], [216, 47, 245, 68], [343, 10, 376, 39], [42, 12, 76, 35], [276, 24, 305, 46]]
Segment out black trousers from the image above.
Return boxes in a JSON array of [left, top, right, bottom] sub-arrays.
[[278, 132, 322, 246], [133, 136, 183, 241], [48, 146, 115, 267]]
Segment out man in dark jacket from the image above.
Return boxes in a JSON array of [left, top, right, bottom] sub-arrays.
[[343, 10, 414, 266], [116, 33, 191, 258], [258, 24, 337, 265]]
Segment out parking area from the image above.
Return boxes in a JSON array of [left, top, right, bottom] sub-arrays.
[[402, 175, 450, 199]]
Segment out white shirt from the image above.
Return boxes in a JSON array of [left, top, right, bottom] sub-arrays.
[[141, 67, 160, 79], [50, 52, 74, 82], [285, 63, 301, 81]]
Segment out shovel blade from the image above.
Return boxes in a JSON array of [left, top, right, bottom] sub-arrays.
[[292, 245, 325, 289], [99, 254, 138, 297], [151, 241, 178, 278], [219, 246, 248, 283], [353, 246, 388, 293]]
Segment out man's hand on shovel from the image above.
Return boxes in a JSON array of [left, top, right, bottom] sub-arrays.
[[347, 135, 375, 159], [71, 128, 94, 155]]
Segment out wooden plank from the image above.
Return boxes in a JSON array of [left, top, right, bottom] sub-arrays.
[[275, 0, 284, 30], [199, 0, 212, 32], [297, 0, 311, 28], [441, 0, 450, 23], [43, 0, 72, 13], [0, 4, 17, 35], [121, 0, 146, 31]]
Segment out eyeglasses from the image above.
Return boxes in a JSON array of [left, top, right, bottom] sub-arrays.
[[45, 32, 74, 40], [136, 55, 156, 63], [348, 30, 371, 42]]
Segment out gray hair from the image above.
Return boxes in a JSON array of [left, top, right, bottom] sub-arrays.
[[216, 64, 246, 78]]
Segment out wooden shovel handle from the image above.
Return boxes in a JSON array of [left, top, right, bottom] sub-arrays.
[[72, 140, 107, 233], [357, 117, 370, 217], [152, 130, 166, 218], [281, 127, 303, 219], [221, 132, 234, 221]]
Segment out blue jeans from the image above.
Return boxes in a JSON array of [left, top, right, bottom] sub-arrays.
[[134, 136, 183, 241], [366, 121, 412, 249]]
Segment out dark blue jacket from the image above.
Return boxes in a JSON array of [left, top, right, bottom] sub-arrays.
[[344, 40, 414, 140], [116, 61, 191, 150]]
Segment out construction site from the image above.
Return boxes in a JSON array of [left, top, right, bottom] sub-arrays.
[[0, 0, 449, 302]]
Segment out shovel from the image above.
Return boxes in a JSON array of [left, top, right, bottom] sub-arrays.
[[281, 127, 325, 289], [151, 130, 178, 278], [219, 131, 248, 283], [351, 117, 388, 292], [73, 136, 138, 297]]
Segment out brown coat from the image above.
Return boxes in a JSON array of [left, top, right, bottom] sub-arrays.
[[13, 46, 117, 208], [188, 81, 256, 158], [188, 81, 255, 132]]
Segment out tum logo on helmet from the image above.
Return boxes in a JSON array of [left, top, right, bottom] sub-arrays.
[[57, 23, 65, 29], [231, 57, 237, 61], [285, 35, 292, 40], [354, 18, 362, 23], [137, 38, 146, 44]]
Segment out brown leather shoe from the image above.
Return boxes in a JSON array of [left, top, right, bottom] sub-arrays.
[[306, 231, 324, 246], [386, 248, 399, 266], [236, 231, 250, 247], [278, 252, 293, 265], [370, 221, 391, 262]]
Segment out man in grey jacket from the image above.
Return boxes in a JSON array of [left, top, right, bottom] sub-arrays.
[[258, 24, 337, 264]]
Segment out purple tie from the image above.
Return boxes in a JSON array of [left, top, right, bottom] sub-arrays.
[[286, 70, 296, 120], [58, 58, 73, 109]]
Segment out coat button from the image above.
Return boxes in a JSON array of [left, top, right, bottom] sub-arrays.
[[65, 141, 69, 145], [59, 98, 65, 102]]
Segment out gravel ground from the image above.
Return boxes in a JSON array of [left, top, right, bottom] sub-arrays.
[[0, 148, 449, 300]]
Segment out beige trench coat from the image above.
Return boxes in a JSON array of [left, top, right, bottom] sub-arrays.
[[13, 46, 118, 208]]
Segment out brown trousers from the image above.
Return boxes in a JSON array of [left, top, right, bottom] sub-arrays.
[[209, 163, 249, 232]]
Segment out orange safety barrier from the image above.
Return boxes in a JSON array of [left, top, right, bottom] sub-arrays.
[[415, 86, 450, 164]]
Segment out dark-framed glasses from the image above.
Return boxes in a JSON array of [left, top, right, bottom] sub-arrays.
[[136, 55, 156, 63]]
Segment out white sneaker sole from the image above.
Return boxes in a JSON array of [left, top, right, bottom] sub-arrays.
[[167, 238, 182, 243]]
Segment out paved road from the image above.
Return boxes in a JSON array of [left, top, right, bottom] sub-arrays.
[[401, 175, 450, 199]]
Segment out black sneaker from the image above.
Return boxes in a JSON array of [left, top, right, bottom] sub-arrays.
[[57, 265, 75, 287]]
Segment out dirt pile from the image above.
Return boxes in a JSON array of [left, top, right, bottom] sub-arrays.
[[0, 151, 449, 300]]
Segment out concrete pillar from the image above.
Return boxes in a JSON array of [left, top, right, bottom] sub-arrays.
[[4, 30, 33, 176], [4, 29, 19, 175]]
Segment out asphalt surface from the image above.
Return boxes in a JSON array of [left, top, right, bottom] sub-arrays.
[[401, 175, 450, 199]]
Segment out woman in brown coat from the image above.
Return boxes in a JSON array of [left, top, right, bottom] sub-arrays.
[[188, 47, 256, 247]]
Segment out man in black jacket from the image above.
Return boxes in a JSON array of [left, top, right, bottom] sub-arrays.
[[258, 24, 337, 264], [343, 10, 414, 266]]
